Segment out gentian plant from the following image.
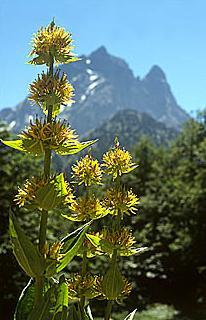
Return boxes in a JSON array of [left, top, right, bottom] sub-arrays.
[[2, 21, 147, 320]]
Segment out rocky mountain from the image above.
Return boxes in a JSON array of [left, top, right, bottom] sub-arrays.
[[86, 109, 177, 158], [0, 46, 189, 134]]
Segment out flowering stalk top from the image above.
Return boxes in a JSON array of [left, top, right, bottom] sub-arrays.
[[29, 20, 79, 66]]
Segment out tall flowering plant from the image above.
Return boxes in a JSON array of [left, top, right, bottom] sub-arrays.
[[2, 21, 147, 320]]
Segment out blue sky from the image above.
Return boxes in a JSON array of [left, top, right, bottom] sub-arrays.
[[1, 0, 206, 114]]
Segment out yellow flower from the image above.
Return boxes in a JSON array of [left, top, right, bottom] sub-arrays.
[[19, 118, 78, 155], [29, 69, 74, 116], [42, 242, 64, 261], [72, 154, 102, 186], [29, 20, 78, 66], [15, 176, 48, 207], [87, 229, 147, 257], [15, 174, 73, 210], [64, 194, 108, 222], [103, 187, 139, 217], [100, 228, 136, 256], [102, 138, 138, 180], [67, 273, 101, 300]]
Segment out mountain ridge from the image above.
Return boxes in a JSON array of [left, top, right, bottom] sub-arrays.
[[0, 46, 189, 134]]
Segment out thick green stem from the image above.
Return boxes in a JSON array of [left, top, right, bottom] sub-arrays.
[[82, 249, 87, 276], [34, 276, 44, 307], [80, 248, 87, 312], [44, 148, 52, 177], [104, 300, 113, 320], [38, 210, 48, 253], [35, 55, 54, 305]]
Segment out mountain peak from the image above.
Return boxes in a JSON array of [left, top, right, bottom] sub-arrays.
[[0, 48, 189, 134], [145, 65, 166, 81], [90, 46, 108, 57]]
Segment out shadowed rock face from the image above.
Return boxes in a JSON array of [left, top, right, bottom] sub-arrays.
[[85, 109, 178, 159], [0, 46, 189, 134]]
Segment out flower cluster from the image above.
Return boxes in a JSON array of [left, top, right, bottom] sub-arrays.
[[29, 70, 74, 116], [86, 228, 147, 257], [64, 194, 108, 222], [29, 21, 78, 66], [15, 176, 48, 207], [99, 228, 136, 255], [103, 187, 139, 217], [67, 273, 101, 300], [102, 138, 138, 179], [20, 118, 77, 154], [72, 154, 102, 186], [15, 174, 73, 210]]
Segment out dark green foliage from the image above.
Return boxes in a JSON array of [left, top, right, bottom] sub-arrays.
[[1, 110, 206, 319], [0, 123, 40, 318], [122, 113, 206, 319]]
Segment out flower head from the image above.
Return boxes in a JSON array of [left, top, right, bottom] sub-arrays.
[[15, 174, 73, 210], [103, 187, 139, 217], [29, 69, 74, 116], [67, 273, 101, 300], [29, 20, 78, 66], [72, 154, 102, 186], [102, 138, 138, 180], [15, 176, 48, 207], [99, 228, 136, 256], [20, 118, 78, 155], [64, 194, 108, 222], [87, 228, 147, 257]]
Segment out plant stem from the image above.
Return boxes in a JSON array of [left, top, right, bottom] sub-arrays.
[[35, 56, 54, 306], [34, 276, 44, 306], [80, 248, 87, 311], [38, 210, 48, 253], [104, 300, 113, 320], [38, 55, 54, 253]]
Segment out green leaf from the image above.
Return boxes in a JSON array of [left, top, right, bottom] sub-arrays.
[[28, 286, 55, 320], [123, 309, 137, 320], [123, 164, 139, 175], [68, 304, 81, 320], [9, 213, 45, 277], [56, 140, 97, 156], [121, 246, 148, 257], [56, 222, 90, 273], [54, 173, 68, 197], [14, 279, 34, 320], [61, 222, 91, 253], [21, 139, 44, 156], [86, 233, 101, 248], [52, 276, 68, 320], [45, 224, 90, 277], [85, 305, 94, 320], [1, 139, 26, 152], [68, 304, 90, 320]]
